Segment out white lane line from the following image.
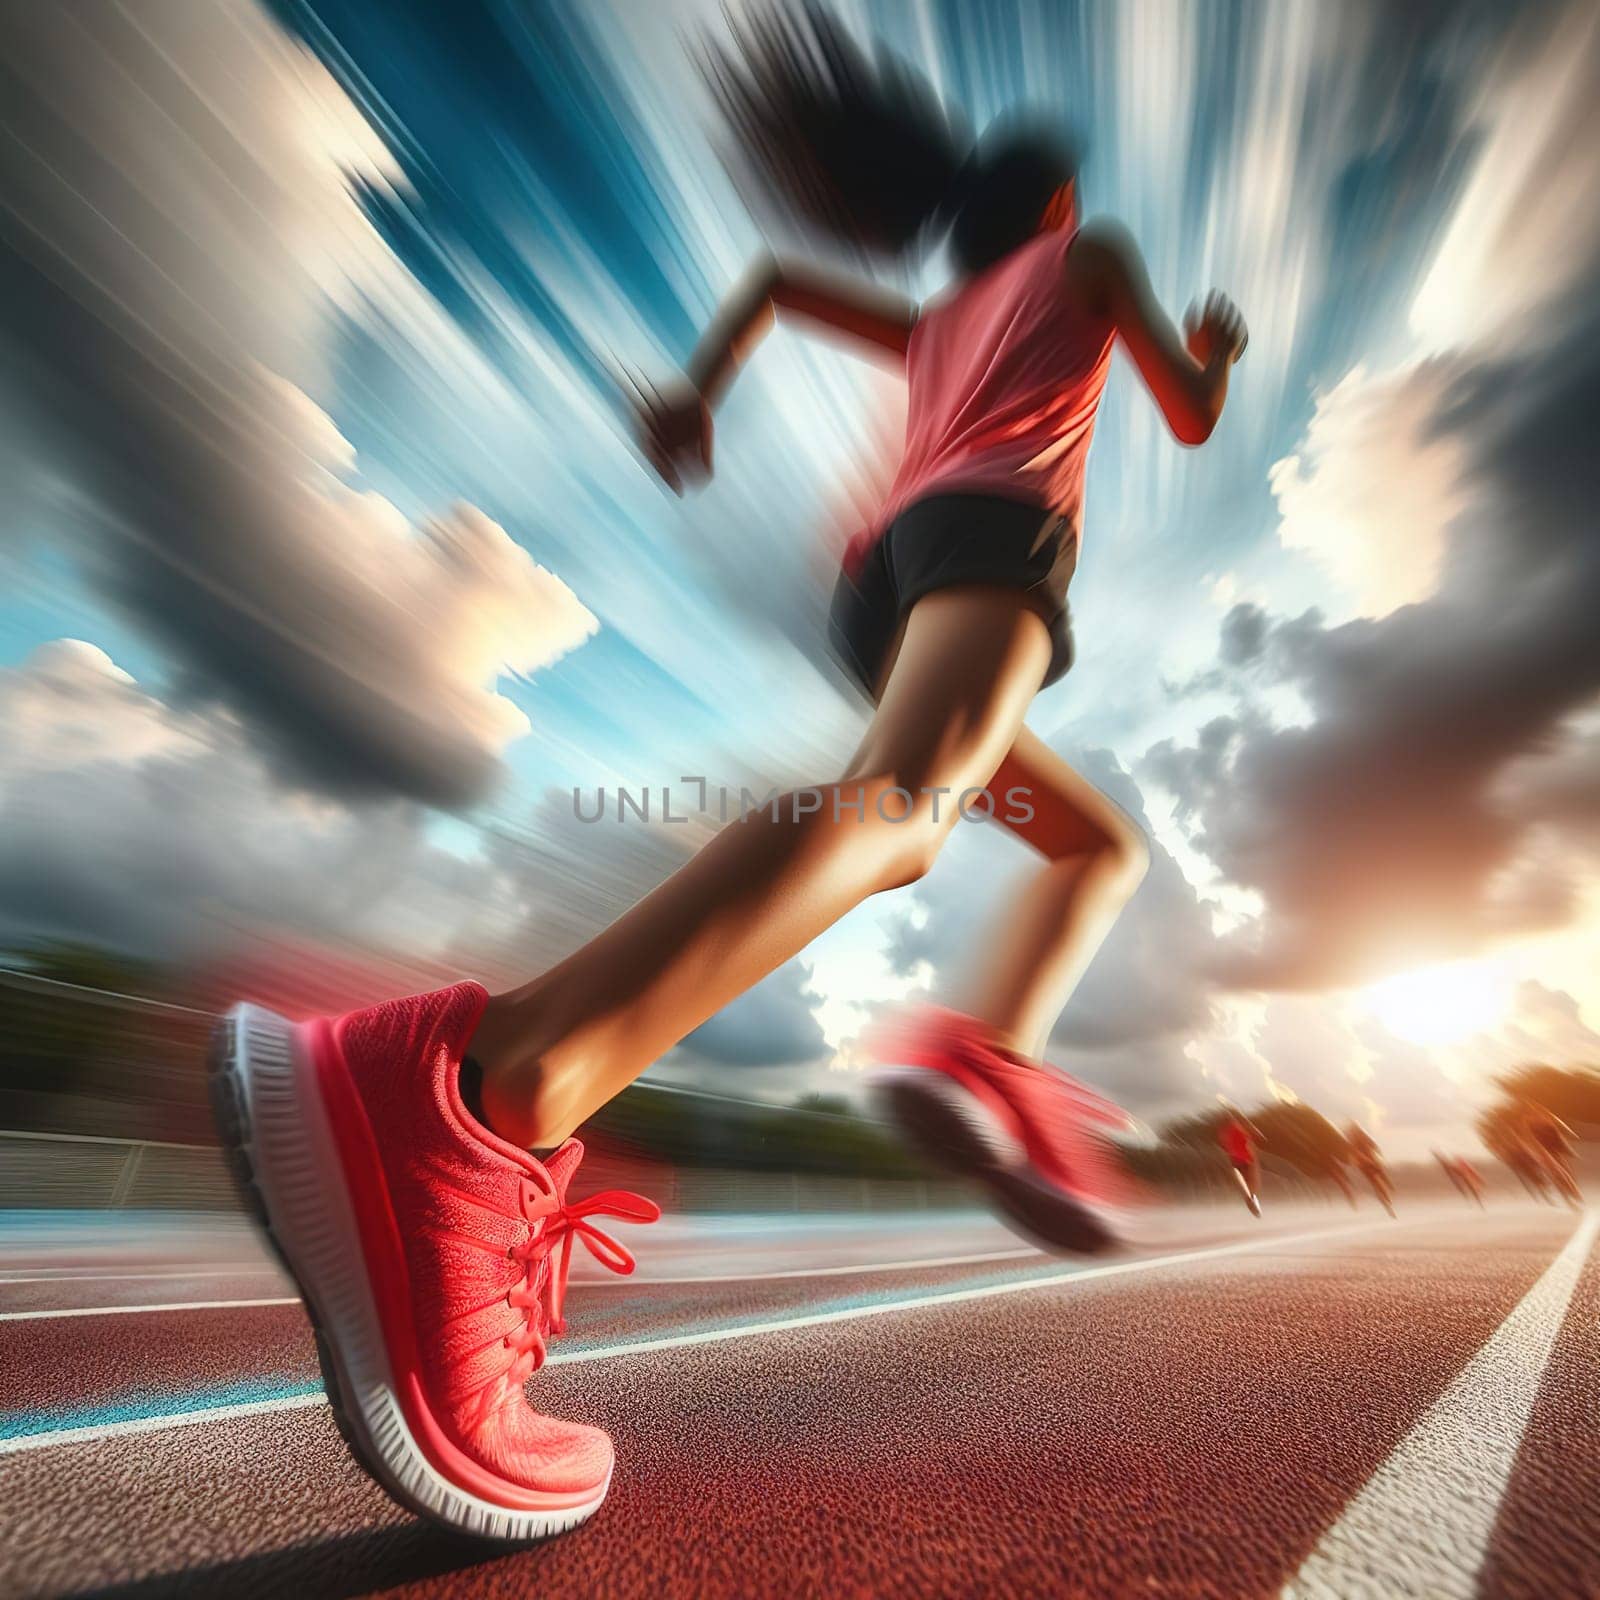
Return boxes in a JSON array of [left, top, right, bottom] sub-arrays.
[[590, 1246, 1042, 1284], [0, 1393, 328, 1457], [0, 1297, 300, 1323], [0, 1249, 1043, 1316], [0, 1217, 1411, 1454], [544, 1218, 1393, 1366], [0, 1226, 1347, 1326], [0, 1223, 1372, 1317], [1284, 1210, 1598, 1600], [0, 1267, 280, 1284]]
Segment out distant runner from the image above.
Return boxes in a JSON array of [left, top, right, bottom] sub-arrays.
[[1522, 1102, 1581, 1208], [1433, 1149, 1485, 1207], [1326, 1152, 1358, 1209], [1345, 1122, 1395, 1216], [1503, 1133, 1555, 1203], [1217, 1108, 1263, 1217]]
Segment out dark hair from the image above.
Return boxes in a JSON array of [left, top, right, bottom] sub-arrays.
[[700, 4, 1080, 276]]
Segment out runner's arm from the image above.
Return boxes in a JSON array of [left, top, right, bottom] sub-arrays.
[[688, 255, 916, 403], [1071, 219, 1246, 446], [634, 255, 915, 493]]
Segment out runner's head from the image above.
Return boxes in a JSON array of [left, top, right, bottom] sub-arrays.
[[945, 117, 1082, 271], [701, 4, 1081, 274]]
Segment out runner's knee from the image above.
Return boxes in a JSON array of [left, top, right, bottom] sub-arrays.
[[1104, 817, 1149, 891], [839, 771, 963, 891], [1068, 803, 1148, 890], [877, 818, 951, 890]]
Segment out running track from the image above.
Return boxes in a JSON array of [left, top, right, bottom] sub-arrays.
[[2, 1201, 1596, 1598]]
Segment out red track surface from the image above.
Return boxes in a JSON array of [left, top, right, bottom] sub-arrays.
[[2, 1202, 1596, 1598]]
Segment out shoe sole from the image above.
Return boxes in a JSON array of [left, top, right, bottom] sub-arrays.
[[208, 1003, 610, 1542], [875, 1073, 1118, 1255]]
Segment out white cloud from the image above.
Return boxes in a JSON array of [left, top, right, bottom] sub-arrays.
[[0, 641, 197, 774], [251, 383, 599, 762], [1268, 360, 1468, 617], [1459, 979, 1600, 1080], [0, 641, 491, 961]]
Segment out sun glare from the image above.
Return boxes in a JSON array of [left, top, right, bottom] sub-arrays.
[[1360, 961, 1509, 1046]]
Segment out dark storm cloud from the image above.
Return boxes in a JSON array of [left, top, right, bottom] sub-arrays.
[[1497, 730, 1600, 847], [0, 4, 593, 808], [680, 961, 831, 1068], [0, 643, 496, 961], [1143, 290, 1600, 991], [1219, 603, 1269, 666], [1131, 0, 1600, 992], [0, 758, 477, 959]]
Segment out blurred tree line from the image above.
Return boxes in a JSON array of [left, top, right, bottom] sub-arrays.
[[1475, 1063, 1600, 1172], [585, 1087, 931, 1179], [0, 940, 936, 1172], [4, 940, 1596, 1192], [0, 940, 211, 1142]]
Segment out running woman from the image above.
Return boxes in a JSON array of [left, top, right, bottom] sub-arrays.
[[1432, 1149, 1485, 1207], [1521, 1101, 1581, 1208], [1503, 1131, 1556, 1203], [212, 5, 1247, 1543], [1218, 1107, 1263, 1216], [1345, 1121, 1395, 1216]]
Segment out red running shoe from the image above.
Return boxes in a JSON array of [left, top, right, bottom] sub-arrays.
[[872, 1006, 1136, 1254], [209, 982, 658, 1541]]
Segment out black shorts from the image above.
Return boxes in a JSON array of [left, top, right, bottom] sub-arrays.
[[828, 493, 1078, 696]]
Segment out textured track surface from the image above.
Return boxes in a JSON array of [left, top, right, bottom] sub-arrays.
[[2, 1202, 1597, 1598]]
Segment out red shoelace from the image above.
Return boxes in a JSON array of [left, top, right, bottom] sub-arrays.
[[501, 1182, 660, 1387]]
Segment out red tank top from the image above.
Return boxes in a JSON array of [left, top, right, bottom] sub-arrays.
[[1219, 1120, 1254, 1162], [845, 223, 1114, 576]]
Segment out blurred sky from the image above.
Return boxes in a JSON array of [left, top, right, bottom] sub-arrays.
[[2, 0, 1599, 1158]]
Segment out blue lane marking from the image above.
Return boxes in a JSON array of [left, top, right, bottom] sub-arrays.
[[1, 1255, 1071, 1442], [0, 1377, 324, 1442]]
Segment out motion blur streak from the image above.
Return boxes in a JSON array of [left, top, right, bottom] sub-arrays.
[[0, 5, 597, 810], [2, 2, 1600, 1186]]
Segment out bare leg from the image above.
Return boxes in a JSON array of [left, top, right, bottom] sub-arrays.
[[1242, 1155, 1262, 1211], [471, 587, 1053, 1147], [962, 729, 1148, 1057]]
